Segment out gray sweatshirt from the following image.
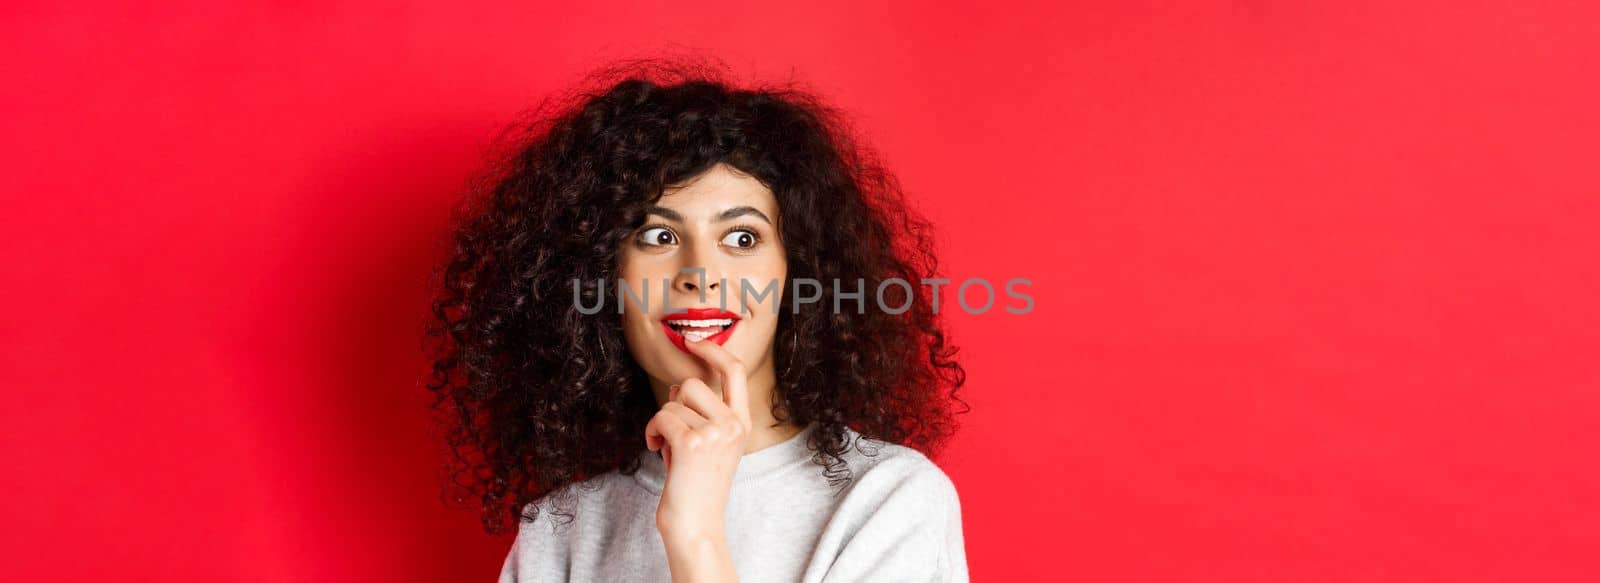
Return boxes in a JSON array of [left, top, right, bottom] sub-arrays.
[[498, 422, 969, 582]]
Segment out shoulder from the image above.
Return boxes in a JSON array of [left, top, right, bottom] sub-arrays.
[[500, 472, 641, 575], [834, 430, 963, 513], [808, 431, 970, 580], [511, 471, 636, 535]]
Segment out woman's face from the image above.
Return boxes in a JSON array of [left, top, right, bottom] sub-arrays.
[[618, 163, 787, 399]]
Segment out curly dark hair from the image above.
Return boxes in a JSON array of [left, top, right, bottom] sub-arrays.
[[423, 58, 968, 535]]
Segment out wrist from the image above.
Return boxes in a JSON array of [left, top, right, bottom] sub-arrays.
[[658, 521, 737, 582], [656, 512, 726, 546]]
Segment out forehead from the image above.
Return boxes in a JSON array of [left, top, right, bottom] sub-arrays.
[[656, 164, 777, 217]]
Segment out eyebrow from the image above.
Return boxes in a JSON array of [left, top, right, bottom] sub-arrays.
[[644, 206, 685, 222], [717, 206, 773, 225], [644, 205, 773, 225]]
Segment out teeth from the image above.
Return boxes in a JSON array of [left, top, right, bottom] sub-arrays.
[[682, 329, 717, 342], [665, 318, 734, 326]]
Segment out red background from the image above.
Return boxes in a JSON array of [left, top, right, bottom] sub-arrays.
[[4, 1, 1596, 581]]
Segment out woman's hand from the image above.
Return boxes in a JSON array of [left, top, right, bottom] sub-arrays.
[[643, 338, 751, 581]]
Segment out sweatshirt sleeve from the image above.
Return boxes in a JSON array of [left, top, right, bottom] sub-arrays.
[[496, 527, 520, 583], [821, 459, 970, 582]]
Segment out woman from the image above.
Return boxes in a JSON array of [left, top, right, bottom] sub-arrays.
[[424, 61, 969, 582]]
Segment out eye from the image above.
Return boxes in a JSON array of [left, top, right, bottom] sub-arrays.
[[636, 226, 677, 247], [720, 228, 760, 249]]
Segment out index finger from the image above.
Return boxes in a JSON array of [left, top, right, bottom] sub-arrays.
[[683, 338, 750, 426]]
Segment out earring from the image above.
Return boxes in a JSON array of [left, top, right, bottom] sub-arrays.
[[784, 327, 799, 374]]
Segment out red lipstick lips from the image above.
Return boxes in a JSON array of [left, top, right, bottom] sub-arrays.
[[660, 307, 741, 355]]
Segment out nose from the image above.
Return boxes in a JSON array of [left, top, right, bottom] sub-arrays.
[[671, 242, 726, 298], [672, 266, 722, 296], [675, 275, 718, 293]]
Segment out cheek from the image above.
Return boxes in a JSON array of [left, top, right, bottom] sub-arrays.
[[731, 266, 786, 313], [759, 259, 787, 311], [618, 299, 659, 366], [615, 262, 654, 337]]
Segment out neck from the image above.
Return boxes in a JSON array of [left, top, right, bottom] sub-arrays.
[[649, 359, 803, 454]]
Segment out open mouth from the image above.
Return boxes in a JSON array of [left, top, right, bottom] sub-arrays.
[[660, 307, 741, 354]]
